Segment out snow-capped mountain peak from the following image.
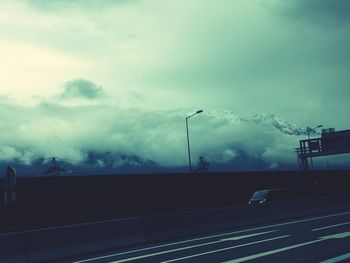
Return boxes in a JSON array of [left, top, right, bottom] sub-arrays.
[[201, 110, 310, 136], [203, 109, 243, 125], [248, 113, 308, 136]]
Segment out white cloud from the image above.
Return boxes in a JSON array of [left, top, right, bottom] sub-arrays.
[[0, 42, 91, 102], [0, 0, 349, 168], [220, 149, 238, 163], [0, 99, 303, 169]]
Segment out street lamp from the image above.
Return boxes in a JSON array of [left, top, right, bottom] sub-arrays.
[[306, 124, 323, 170], [186, 110, 203, 173]]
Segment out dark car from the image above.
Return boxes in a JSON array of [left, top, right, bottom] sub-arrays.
[[249, 188, 289, 205]]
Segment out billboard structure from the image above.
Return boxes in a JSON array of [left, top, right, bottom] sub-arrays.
[[295, 128, 350, 171]]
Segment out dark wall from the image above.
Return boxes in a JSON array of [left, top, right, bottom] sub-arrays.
[[0, 170, 349, 232]]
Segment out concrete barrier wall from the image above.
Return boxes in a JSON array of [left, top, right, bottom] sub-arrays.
[[1, 171, 349, 233], [1, 192, 349, 262], [0, 171, 292, 232]]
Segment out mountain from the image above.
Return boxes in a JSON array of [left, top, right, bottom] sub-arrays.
[[248, 113, 310, 136], [2, 153, 162, 176], [202, 111, 313, 136], [203, 110, 244, 125], [1, 110, 322, 176]]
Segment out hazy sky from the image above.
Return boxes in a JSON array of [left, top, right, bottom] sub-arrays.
[[1, 0, 349, 169]]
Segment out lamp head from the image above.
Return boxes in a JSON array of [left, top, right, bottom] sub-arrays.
[[196, 110, 203, 114]]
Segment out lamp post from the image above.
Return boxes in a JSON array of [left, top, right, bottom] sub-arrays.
[[186, 110, 203, 173], [306, 124, 323, 170]]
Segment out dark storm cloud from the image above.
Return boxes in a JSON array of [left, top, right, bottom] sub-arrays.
[[60, 79, 105, 100], [280, 0, 350, 26]]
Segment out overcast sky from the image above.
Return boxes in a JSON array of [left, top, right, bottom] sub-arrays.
[[1, 0, 349, 169]]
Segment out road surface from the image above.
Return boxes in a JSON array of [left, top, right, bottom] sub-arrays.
[[60, 210, 350, 263]]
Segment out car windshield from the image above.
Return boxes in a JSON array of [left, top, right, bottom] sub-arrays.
[[251, 190, 269, 199]]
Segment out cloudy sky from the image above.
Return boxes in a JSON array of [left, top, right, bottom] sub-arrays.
[[0, 0, 349, 172]]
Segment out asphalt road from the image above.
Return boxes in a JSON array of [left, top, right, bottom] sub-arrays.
[[61, 210, 350, 263]]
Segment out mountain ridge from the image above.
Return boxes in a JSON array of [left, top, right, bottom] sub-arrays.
[[0, 110, 320, 175], [199, 110, 313, 136]]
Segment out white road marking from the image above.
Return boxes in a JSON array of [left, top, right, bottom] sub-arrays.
[[320, 252, 350, 263], [219, 231, 277, 242], [165, 231, 350, 263], [224, 240, 322, 263], [161, 236, 290, 263], [98, 231, 275, 263], [72, 210, 350, 263], [223, 231, 350, 263], [319, 231, 350, 240], [312, 221, 350, 231], [72, 231, 276, 263], [219, 230, 277, 241]]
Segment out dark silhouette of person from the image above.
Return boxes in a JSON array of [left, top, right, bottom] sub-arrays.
[[4, 166, 16, 204]]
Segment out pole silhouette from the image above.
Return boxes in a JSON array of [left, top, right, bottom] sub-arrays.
[[186, 110, 203, 173]]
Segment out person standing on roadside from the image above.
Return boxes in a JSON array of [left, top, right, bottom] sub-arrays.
[[4, 166, 16, 205]]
